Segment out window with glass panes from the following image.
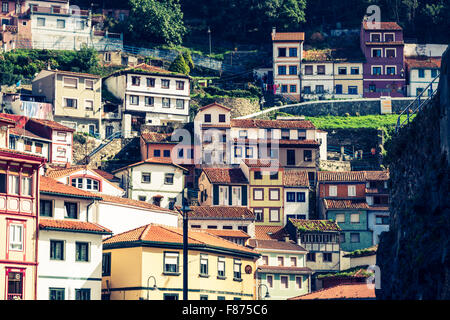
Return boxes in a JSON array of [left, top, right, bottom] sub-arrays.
[[102, 252, 111, 276], [164, 173, 174, 185], [161, 79, 170, 88], [141, 172, 151, 183], [147, 77, 155, 87], [49, 288, 65, 300], [9, 223, 23, 251], [200, 254, 208, 275], [164, 252, 179, 273], [176, 81, 184, 90], [145, 96, 154, 106], [76, 242, 89, 262], [217, 257, 225, 277], [254, 208, 263, 222], [233, 259, 241, 280], [162, 98, 170, 108], [40, 200, 53, 217], [64, 202, 78, 219], [50, 240, 64, 260], [176, 99, 185, 109], [75, 289, 91, 300]]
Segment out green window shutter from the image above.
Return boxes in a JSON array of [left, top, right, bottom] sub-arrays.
[[242, 186, 247, 206], [213, 185, 219, 205]]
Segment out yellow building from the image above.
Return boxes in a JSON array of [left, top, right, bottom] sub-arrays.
[[101, 224, 259, 300], [333, 61, 364, 98], [240, 159, 284, 227]]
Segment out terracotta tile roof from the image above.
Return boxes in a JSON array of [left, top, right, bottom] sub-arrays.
[[103, 224, 259, 256], [201, 123, 231, 128], [40, 176, 102, 199], [318, 171, 367, 182], [92, 169, 118, 181], [288, 283, 375, 300], [279, 139, 320, 147], [133, 63, 173, 74], [185, 206, 254, 220], [49, 69, 101, 78], [323, 199, 370, 210], [199, 102, 232, 111], [202, 168, 248, 184], [254, 226, 288, 240], [9, 127, 50, 141], [231, 119, 316, 130], [364, 170, 389, 181], [199, 229, 250, 239], [242, 159, 280, 168], [289, 219, 341, 232], [272, 32, 305, 42], [0, 148, 46, 163], [362, 21, 402, 30], [100, 194, 177, 214], [247, 239, 307, 252], [28, 118, 75, 132], [283, 169, 309, 187], [39, 218, 111, 235], [112, 158, 188, 173], [257, 265, 312, 274], [406, 57, 441, 70], [140, 132, 175, 144], [46, 165, 92, 179], [365, 41, 404, 45], [0, 115, 16, 125]]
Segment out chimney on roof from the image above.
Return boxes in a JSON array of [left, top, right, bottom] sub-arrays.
[[284, 235, 290, 242], [65, 162, 70, 168]]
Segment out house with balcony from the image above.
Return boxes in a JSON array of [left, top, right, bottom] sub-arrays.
[[198, 167, 248, 207], [37, 176, 111, 300], [365, 171, 390, 245], [32, 69, 103, 138], [405, 56, 441, 97], [271, 28, 304, 101], [0, 147, 45, 300], [102, 224, 259, 300], [248, 238, 312, 300], [181, 205, 255, 238], [103, 63, 191, 136], [360, 20, 406, 97], [285, 219, 342, 291], [112, 158, 187, 209]]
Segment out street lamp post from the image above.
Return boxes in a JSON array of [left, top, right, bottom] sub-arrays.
[[146, 275, 157, 300], [207, 27, 211, 56], [182, 188, 191, 300], [258, 283, 270, 300]]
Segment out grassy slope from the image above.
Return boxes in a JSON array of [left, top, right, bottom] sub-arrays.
[[304, 114, 417, 129]]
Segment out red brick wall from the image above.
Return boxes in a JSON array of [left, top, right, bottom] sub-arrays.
[[319, 183, 366, 198]]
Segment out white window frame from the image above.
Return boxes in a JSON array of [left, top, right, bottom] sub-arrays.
[[63, 97, 78, 108], [385, 48, 397, 58], [9, 223, 24, 251], [85, 79, 94, 90], [269, 208, 280, 222], [350, 213, 360, 223], [336, 213, 345, 223], [84, 99, 94, 111], [385, 65, 397, 75], [348, 185, 356, 197], [384, 32, 395, 42], [371, 65, 383, 75], [370, 32, 382, 42], [329, 185, 337, 197], [63, 76, 78, 89], [371, 48, 383, 58], [253, 188, 263, 201]]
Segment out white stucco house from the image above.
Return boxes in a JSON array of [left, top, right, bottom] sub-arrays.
[[45, 165, 125, 197], [37, 176, 111, 300], [405, 56, 441, 97], [112, 158, 187, 210], [103, 63, 191, 137]]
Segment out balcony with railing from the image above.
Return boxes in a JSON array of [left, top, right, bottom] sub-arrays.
[[0, 25, 18, 33], [30, 6, 89, 17]]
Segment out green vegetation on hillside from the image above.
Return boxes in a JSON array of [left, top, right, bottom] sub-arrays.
[[304, 114, 417, 130]]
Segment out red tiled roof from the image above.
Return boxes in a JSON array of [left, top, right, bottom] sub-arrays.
[[254, 226, 288, 240], [199, 229, 250, 239], [318, 171, 367, 182], [112, 158, 188, 173], [247, 239, 307, 252], [289, 219, 341, 232], [365, 41, 404, 45], [40, 176, 102, 199], [28, 118, 75, 132], [92, 169, 118, 181], [272, 32, 305, 42], [279, 139, 320, 147], [242, 159, 280, 168], [231, 119, 315, 130], [364, 170, 389, 181], [0, 148, 46, 163], [362, 21, 402, 30], [406, 57, 441, 70], [103, 224, 258, 256], [186, 206, 255, 220], [257, 265, 312, 274], [9, 127, 50, 141], [0, 115, 16, 125], [202, 167, 248, 184], [289, 283, 375, 300], [39, 218, 111, 234], [140, 132, 175, 144], [283, 169, 309, 187], [100, 194, 177, 214], [49, 69, 101, 78], [323, 199, 370, 210], [199, 102, 232, 111], [133, 63, 173, 74]]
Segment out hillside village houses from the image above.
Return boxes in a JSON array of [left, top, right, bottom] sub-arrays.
[[2, 14, 446, 301]]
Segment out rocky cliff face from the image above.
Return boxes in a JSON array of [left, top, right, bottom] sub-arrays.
[[376, 46, 450, 299]]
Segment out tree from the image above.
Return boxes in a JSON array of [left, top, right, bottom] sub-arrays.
[[182, 51, 194, 70], [127, 0, 186, 46], [169, 54, 190, 75]]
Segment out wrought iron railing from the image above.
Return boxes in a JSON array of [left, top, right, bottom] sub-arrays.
[[395, 73, 440, 132]]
